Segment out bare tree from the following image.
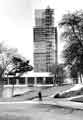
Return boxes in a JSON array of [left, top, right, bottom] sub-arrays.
[[0, 42, 19, 97]]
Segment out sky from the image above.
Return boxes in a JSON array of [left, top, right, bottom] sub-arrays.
[[0, 0, 83, 65]]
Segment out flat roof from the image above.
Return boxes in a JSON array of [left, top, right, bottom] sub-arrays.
[[6, 72, 54, 77], [21, 72, 54, 77]]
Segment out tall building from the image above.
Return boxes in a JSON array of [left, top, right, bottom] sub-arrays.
[[33, 7, 57, 72]]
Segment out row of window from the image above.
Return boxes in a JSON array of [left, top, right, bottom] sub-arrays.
[[3, 77, 54, 85]]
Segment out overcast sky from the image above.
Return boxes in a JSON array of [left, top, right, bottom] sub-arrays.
[[0, 0, 83, 65]]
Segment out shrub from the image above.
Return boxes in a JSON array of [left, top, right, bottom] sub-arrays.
[[54, 93, 61, 98]]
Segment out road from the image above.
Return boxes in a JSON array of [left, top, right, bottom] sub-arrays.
[[0, 102, 82, 120]]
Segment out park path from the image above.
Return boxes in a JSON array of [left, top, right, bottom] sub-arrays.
[[0, 101, 82, 120]]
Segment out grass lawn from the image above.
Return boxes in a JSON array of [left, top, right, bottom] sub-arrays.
[[0, 84, 73, 102]]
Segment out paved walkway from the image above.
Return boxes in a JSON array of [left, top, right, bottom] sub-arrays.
[[0, 98, 83, 110], [50, 99, 83, 110], [34, 97, 83, 110]]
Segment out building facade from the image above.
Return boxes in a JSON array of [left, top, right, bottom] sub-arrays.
[[33, 7, 57, 72], [4, 72, 54, 86], [3, 72, 54, 97]]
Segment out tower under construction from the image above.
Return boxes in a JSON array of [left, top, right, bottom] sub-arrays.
[[33, 7, 57, 72]]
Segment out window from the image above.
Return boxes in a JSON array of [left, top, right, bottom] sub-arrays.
[[9, 78, 16, 85], [19, 78, 25, 84], [4, 78, 8, 85], [28, 77, 34, 84], [45, 77, 53, 84], [37, 77, 43, 84]]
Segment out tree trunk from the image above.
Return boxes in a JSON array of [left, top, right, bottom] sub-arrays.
[[0, 77, 4, 97], [75, 78, 78, 84], [12, 83, 14, 97], [79, 73, 82, 83], [11, 77, 16, 97]]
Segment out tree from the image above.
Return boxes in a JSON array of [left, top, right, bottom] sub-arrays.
[[7, 56, 33, 96], [70, 64, 79, 84], [0, 41, 33, 97], [59, 11, 83, 83], [49, 64, 66, 85], [8, 56, 33, 76], [0, 42, 19, 97]]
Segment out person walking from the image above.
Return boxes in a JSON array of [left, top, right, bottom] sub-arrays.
[[38, 91, 42, 101]]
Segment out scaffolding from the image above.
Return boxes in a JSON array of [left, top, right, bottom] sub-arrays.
[[34, 7, 57, 72]]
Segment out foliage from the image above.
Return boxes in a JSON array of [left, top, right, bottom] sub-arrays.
[[8, 56, 33, 76], [49, 64, 66, 85], [70, 64, 78, 83], [59, 11, 83, 83], [7, 56, 33, 97]]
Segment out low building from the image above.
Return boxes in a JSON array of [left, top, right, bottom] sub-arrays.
[[4, 72, 55, 87], [3, 72, 54, 97]]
